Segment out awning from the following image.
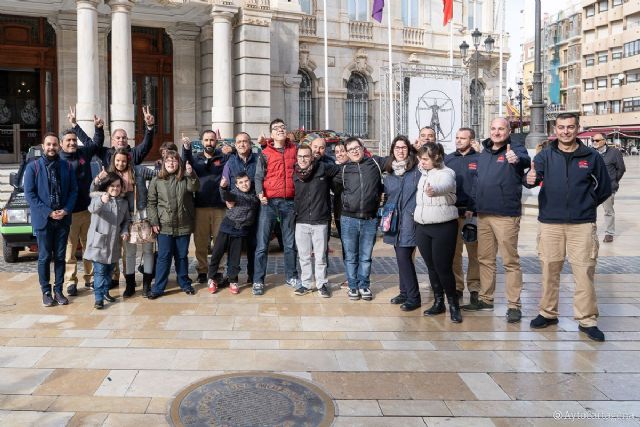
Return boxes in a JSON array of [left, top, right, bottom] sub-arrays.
[[585, 126, 640, 134]]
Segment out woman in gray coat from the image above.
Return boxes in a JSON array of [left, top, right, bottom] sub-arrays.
[[84, 173, 130, 309]]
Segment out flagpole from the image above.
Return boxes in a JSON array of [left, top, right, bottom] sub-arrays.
[[449, 21, 454, 66], [498, 0, 504, 116], [323, 0, 329, 128], [387, 2, 393, 140]]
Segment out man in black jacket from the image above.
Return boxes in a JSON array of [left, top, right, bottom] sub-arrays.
[[444, 127, 480, 304], [293, 144, 340, 298], [61, 107, 105, 296], [591, 133, 625, 243], [526, 113, 611, 342], [336, 137, 385, 301], [463, 118, 530, 324]]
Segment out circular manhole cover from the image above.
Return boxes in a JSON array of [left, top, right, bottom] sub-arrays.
[[169, 372, 335, 427]]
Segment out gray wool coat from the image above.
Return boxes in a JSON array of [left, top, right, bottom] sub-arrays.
[[83, 193, 130, 265]]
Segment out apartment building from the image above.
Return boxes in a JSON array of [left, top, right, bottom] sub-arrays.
[[581, 0, 640, 133]]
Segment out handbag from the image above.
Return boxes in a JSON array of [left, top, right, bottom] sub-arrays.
[[378, 202, 398, 233], [129, 187, 156, 244]]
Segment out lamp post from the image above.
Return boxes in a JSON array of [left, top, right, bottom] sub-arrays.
[[508, 81, 525, 133], [460, 28, 494, 138], [525, 0, 546, 149]]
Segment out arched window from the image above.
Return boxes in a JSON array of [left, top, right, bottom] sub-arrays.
[[345, 72, 369, 138], [402, 0, 419, 27], [470, 79, 485, 138], [300, 0, 313, 14], [299, 70, 313, 130]]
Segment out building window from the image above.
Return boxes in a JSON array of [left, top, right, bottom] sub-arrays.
[[584, 80, 594, 90], [611, 20, 623, 34], [585, 56, 595, 66], [402, 0, 419, 27], [299, 70, 313, 131], [611, 75, 621, 87], [470, 79, 485, 137], [623, 97, 640, 112], [596, 101, 608, 114], [627, 70, 640, 82], [613, 0, 623, 6], [611, 100, 621, 113], [597, 78, 607, 88], [583, 103, 594, 115], [612, 48, 623, 60], [624, 40, 640, 57], [599, 0, 608, 12], [345, 72, 369, 138], [586, 5, 595, 17], [468, 0, 483, 30], [585, 30, 596, 44], [598, 51, 608, 63], [596, 25, 608, 39], [348, 0, 369, 21], [300, 0, 313, 14]]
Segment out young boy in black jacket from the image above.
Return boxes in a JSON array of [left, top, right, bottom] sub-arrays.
[[207, 172, 260, 294]]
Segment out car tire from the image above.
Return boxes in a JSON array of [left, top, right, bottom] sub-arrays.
[[3, 240, 19, 263]]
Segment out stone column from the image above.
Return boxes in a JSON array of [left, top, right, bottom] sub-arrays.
[[167, 23, 201, 142], [211, 5, 237, 139], [76, 0, 100, 136], [49, 13, 77, 134], [107, 0, 135, 141]]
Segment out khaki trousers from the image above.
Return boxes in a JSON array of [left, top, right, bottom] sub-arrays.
[[194, 207, 226, 274], [64, 210, 93, 285], [537, 222, 599, 327], [601, 193, 615, 236], [453, 217, 480, 292], [477, 214, 523, 309]]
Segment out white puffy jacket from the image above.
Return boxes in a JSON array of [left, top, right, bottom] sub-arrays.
[[414, 166, 458, 225]]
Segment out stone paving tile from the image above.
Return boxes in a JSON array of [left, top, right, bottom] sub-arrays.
[[67, 412, 109, 427], [424, 417, 497, 426], [33, 368, 109, 396], [0, 395, 56, 411], [335, 399, 382, 416], [0, 368, 53, 394], [332, 416, 431, 426], [578, 373, 640, 400], [490, 373, 609, 401], [377, 400, 452, 416], [445, 400, 585, 417], [0, 409, 74, 426], [47, 396, 151, 413], [102, 413, 169, 426]]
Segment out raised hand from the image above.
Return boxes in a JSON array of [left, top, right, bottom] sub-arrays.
[[185, 161, 193, 176], [257, 132, 266, 147], [505, 143, 518, 164], [94, 115, 104, 128], [67, 106, 77, 126], [526, 160, 537, 185], [220, 176, 228, 188], [181, 133, 191, 150], [142, 105, 155, 127], [221, 144, 233, 155], [97, 166, 108, 182]]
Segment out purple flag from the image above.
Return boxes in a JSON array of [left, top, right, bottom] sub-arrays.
[[372, 0, 384, 23]]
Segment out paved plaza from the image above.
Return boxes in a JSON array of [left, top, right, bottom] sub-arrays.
[[1, 156, 639, 426]]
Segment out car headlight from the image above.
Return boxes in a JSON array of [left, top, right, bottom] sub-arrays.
[[3, 208, 29, 224]]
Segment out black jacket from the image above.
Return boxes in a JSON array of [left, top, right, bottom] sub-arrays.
[[183, 148, 229, 208], [599, 145, 626, 192], [444, 148, 479, 215], [98, 126, 154, 170], [336, 156, 384, 219], [294, 161, 340, 224], [473, 137, 530, 217], [219, 186, 260, 236], [527, 140, 612, 224]]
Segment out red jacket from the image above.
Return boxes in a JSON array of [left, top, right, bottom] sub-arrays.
[[262, 139, 297, 199]]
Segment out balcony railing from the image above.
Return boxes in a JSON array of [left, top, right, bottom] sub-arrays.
[[403, 27, 424, 46], [349, 21, 373, 40], [300, 15, 317, 36]]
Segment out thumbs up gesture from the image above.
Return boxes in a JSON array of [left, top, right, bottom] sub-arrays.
[[425, 182, 435, 197], [97, 165, 108, 181], [526, 160, 537, 185], [185, 161, 193, 176], [505, 144, 518, 164]]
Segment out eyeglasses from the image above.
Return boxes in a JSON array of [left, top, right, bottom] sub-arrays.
[[297, 155, 311, 159], [271, 125, 286, 131], [394, 146, 408, 151], [347, 146, 362, 153], [592, 138, 605, 142]]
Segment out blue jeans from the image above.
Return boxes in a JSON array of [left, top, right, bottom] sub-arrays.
[[253, 198, 298, 284], [152, 234, 192, 295], [35, 218, 70, 294], [340, 215, 378, 290], [93, 261, 114, 303]]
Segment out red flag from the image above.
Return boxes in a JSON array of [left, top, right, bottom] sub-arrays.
[[443, 0, 453, 26]]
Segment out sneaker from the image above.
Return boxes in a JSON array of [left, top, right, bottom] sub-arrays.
[[103, 293, 116, 303], [506, 308, 522, 323], [285, 278, 301, 288], [42, 292, 55, 307], [347, 288, 360, 300], [469, 291, 479, 305], [94, 301, 104, 310], [67, 284, 78, 297], [84, 281, 93, 289], [340, 281, 349, 289], [359, 288, 373, 301], [252, 283, 265, 296], [579, 325, 605, 342], [184, 287, 196, 295], [318, 284, 331, 298], [197, 273, 208, 284], [294, 286, 312, 296], [229, 282, 240, 294], [530, 314, 559, 329], [462, 300, 494, 311], [53, 291, 69, 305], [208, 278, 218, 294]]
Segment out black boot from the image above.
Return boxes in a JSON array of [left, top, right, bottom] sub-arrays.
[[448, 295, 463, 323], [142, 273, 153, 298], [424, 290, 446, 316], [123, 274, 136, 298]]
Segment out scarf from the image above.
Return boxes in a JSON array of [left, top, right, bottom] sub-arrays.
[[44, 155, 62, 211], [294, 160, 317, 182], [597, 145, 606, 155], [392, 159, 408, 176]]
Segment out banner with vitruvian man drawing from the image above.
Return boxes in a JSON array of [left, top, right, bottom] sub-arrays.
[[408, 77, 462, 154]]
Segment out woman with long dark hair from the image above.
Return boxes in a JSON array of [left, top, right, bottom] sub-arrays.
[[381, 136, 422, 311], [414, 143, 462, 322]]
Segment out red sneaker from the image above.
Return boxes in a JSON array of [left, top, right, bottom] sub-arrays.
[[229, 282, 239, 294], [208, 278, 218, 294]]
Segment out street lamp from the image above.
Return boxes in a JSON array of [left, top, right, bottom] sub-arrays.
[[508, 81, 526, 133], [460, 29, 495, 138]]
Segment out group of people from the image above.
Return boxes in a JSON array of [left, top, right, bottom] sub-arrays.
[[23, 108, 623, 341]]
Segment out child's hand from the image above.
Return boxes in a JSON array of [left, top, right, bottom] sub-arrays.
[[258, 193, 268, 205], [101, 193, 109, 203], [220, 176, 228, 188], [121, 233, 129, 242], [225, 201, 235, 209], [97, 166, 108, 182], [185, 161, 193, 176], [152, 225, 160, 234]]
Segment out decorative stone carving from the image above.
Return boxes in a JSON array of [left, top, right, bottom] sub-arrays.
[[299, 43, 317, 72], [355, 48, 368, 73]]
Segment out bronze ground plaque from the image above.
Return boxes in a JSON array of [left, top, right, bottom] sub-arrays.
[[169, 372, 335, 427]]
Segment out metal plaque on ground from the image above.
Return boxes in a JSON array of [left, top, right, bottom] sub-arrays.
[[169, 372, 335, 427]]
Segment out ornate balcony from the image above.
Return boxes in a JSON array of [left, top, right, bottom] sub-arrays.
[[300, 15, 317, 37], [403, 27, 424, 46], [349, 21, 373, 41]]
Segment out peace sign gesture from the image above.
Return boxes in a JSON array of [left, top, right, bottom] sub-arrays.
[[142, 105, 155, 127], [67, 106, 77, 126]]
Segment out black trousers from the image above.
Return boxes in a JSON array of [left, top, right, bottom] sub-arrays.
[[209, 231, 243, 282], [395, 246, 420, 304], [415, 220, 458, 299]]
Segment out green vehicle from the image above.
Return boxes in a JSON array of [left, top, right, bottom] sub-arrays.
[[0, 146, 41, 262]]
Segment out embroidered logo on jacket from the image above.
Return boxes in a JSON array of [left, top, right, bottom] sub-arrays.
[[468, 162, 477, 170], [578, 160, 589, 169], [496, 155, 505, 163]]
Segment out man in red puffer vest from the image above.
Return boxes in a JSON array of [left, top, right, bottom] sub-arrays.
[[252, 118, 300, 295]]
